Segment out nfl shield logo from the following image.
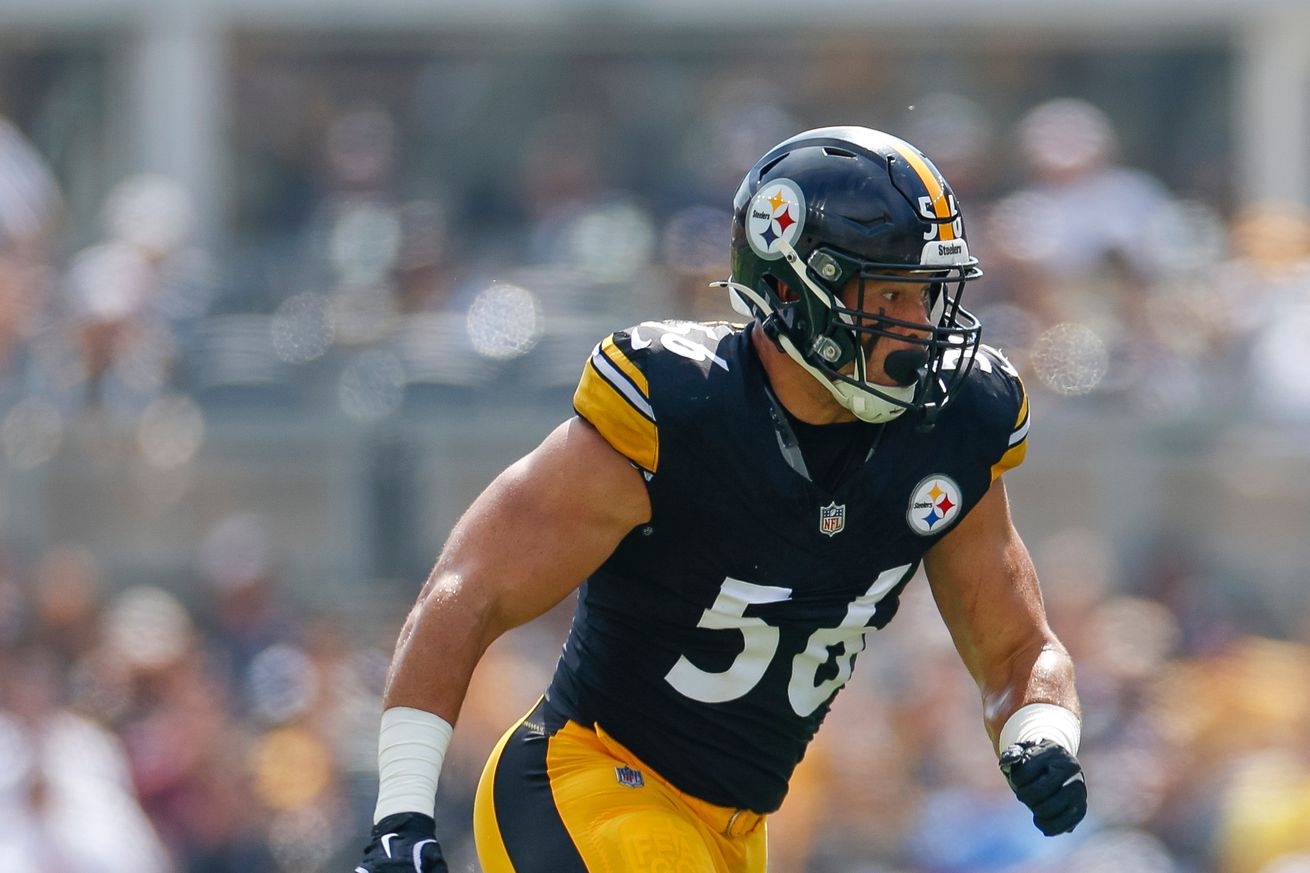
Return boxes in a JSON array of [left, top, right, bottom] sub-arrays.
[[819, 501, 846, 537], [615, 766, 644, 788]]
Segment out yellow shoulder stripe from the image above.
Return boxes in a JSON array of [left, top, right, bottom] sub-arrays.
[[990, 440, 1027, 482], [601, 335, 648, 397], [574, 359, 659, 473], [992, 382, 1030, 481]]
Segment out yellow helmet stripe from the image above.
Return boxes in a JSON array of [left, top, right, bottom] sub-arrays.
[[887, 141, 956, 242]]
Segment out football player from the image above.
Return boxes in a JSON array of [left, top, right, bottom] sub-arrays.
[[354, 127, 1087, 873]]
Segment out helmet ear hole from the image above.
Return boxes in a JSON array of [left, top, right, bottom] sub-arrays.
[[766, 275, 799, 303]]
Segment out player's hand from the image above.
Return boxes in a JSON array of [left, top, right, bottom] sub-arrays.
[[999, 739, 1087, 836], [355, 812, 449, 873]]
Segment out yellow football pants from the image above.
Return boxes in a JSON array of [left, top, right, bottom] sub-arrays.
[[474, 699, 768, 872]]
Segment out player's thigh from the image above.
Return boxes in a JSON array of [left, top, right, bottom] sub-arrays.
[[584, 805, 722, 873], [474, 710, 721, 873], [474, 709, 588, 873]]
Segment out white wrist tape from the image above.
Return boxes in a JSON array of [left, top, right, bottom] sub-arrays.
[[373, 706, 454, 823], [998, 703, 1081, 756]]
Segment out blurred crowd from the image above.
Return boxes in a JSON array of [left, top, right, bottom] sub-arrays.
[[0, 515, 404, 872], [3, 47, 1310, 873]]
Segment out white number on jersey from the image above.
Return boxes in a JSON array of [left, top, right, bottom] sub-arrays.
[[665, 564, 912, 715], [628, 321, 731, 371], [941, 342, 1018, 377], [665, 578, 793, 703], [788, 564, 912, 716]]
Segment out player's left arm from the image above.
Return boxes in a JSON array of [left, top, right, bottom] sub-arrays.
[[923, 476, 1076, 746], [923, 476, 1088, 835]]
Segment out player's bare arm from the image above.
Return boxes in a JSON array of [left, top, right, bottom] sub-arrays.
[[923, 476, 1087, 835], [356, 416, 649, 873], [922, 475, 1077, 747], [384, 415, 651, 723]]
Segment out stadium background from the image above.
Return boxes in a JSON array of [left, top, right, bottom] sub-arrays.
[[2, 1, 1310, 871]]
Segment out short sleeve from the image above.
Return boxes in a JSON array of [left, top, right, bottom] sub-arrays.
[[573, 332, 659, 474], [989, 375, 1029, 481]]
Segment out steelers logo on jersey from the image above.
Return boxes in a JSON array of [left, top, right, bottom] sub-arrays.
[[746, 177, 806, 261], [906, 474, 963, 536]]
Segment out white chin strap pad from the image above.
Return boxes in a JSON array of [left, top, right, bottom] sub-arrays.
[[830, 376, 912, 424]]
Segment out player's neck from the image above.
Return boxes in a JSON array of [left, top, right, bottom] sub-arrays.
[[749, 326, 858, 425]]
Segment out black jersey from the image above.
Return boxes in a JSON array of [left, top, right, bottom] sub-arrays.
[[547, 320, 1029, 813]]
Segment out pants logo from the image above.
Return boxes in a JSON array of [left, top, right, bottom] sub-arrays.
[[615, 766, 645, 788]]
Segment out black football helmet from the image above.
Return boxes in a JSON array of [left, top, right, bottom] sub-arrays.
[[721, 126, 983, 424]]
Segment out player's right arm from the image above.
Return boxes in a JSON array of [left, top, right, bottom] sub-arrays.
[[384, 413, 650, 719], [356, 415, 651, 872]]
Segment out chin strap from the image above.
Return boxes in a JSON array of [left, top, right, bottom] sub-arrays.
[[711, 279, 910, 424]]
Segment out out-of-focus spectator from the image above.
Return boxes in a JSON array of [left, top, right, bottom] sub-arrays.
[[986, 98, 1177, 362], [996, 98, 1174, 285], [0, 647, 171, 873], [1216, 203, 1310, 418], [0, 116, 61, 256], [59, 174, 213, 413], [96, 585, 273, 871], [0, 115, 60, 383], [980, 99, 1221, 410], [1152, 637, 1310, 873], [31, 544, 104, 662], [197, 512, 295, 689]]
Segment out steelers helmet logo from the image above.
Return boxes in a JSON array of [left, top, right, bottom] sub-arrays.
[[906, 474, 963, 536], [746, 177, 806, 261]]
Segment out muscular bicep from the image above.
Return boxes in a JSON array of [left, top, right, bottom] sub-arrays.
[[923, 478, 1075, 742], [430, 415, 652, 637], [382, 416, 650, 719], [923, 479, 1047, 675]]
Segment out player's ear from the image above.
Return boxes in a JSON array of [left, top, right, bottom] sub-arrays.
[[775, 280, 798, 303]]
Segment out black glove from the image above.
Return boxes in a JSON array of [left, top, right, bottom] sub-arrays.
[[355, 812, 449, 873], [999, 739, 1087, 836]]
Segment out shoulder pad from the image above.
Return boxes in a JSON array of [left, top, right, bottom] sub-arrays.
[[573, 322, 741, 474], [624, 320, 735, 371], [574, 330, 659, 473], [974, 345, 1030, 481]]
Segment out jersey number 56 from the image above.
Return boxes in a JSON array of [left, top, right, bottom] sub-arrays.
[[664, 564, 912, 717]]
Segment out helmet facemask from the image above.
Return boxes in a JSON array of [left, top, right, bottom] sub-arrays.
[[746, 240, 982, 424], [724, 126, 986, 426]]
